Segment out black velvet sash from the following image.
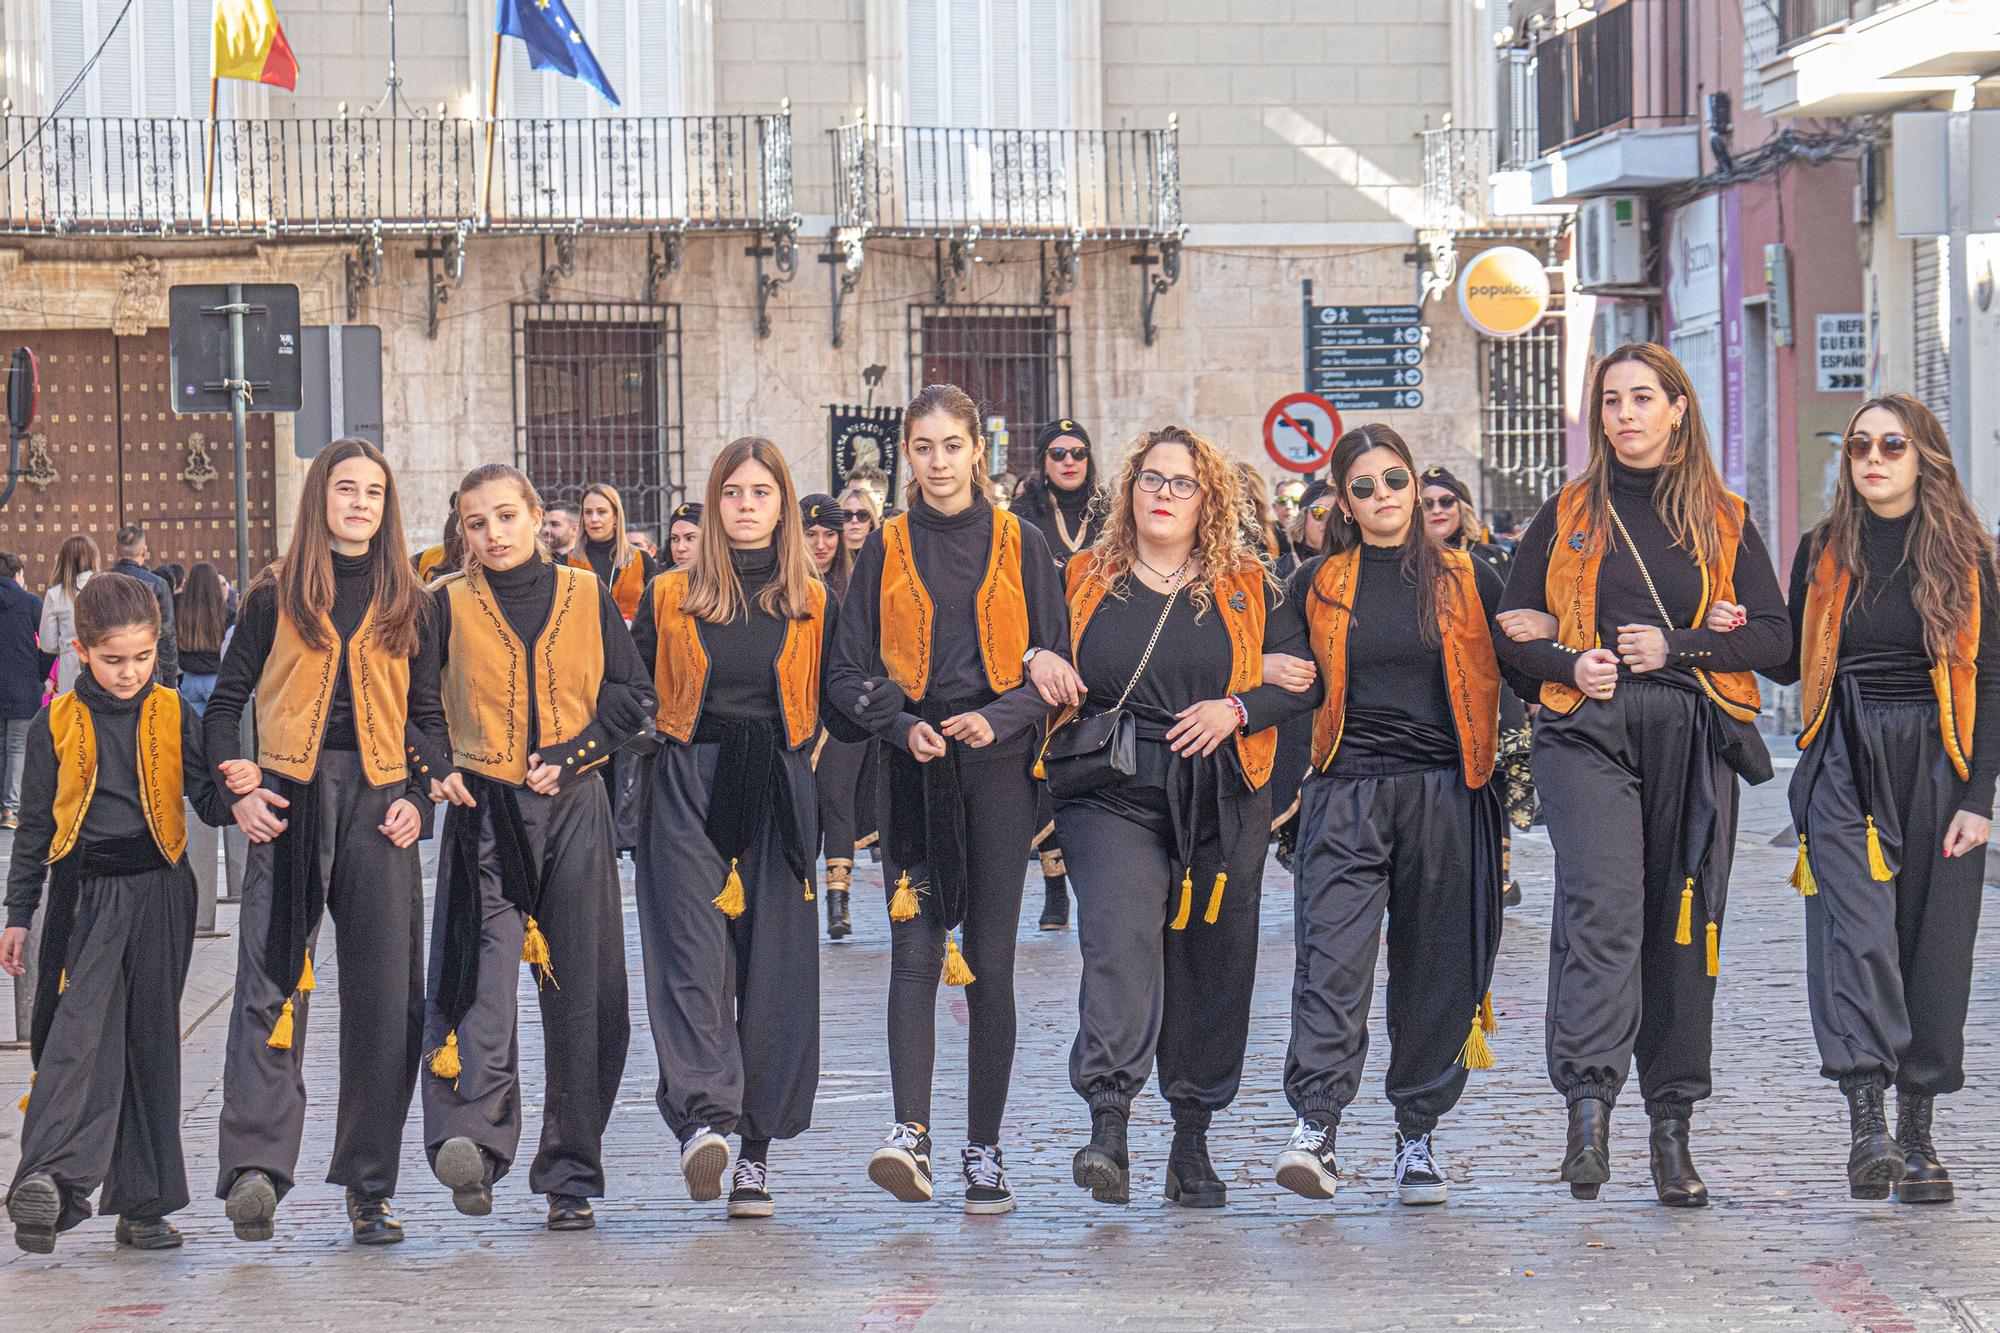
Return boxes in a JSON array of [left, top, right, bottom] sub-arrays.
[[695, 716, 811, 889], [885, 696, 973, 931], [31, 834, 170, 1063], [262, 774, 321, 995], [432, 776, 543, 1036]]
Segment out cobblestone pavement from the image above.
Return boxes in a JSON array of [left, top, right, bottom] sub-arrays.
[[5, 751, 2000, 1330]]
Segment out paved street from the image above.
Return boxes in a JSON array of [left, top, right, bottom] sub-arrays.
[[5, 751, 2000, 1331]]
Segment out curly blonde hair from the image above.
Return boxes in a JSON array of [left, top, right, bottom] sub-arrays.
[[1085, 425, 1260, 618]]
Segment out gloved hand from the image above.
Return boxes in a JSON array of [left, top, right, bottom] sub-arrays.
[[851, 676, 906, 730]]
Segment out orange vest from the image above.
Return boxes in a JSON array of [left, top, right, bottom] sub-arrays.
[[1064, 555, 1278, 790], [878, 507, 1029, 701], [649, 569, 828, 750], [416, 544, 450, 583], [439, 563, 606, 784], [46, 686, 188, 866], [569, 550, 647, 621], [1540, 481, 1761, 723], [1303, 547, 1502, 787], [1796, 539, 1979, 781], [254, 603, 412, 788]]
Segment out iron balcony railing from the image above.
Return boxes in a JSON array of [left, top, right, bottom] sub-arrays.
[[1421, 128, 1555, 234], [1779, 0, 1917, 47], [832, 122, 1183, 240], [1534, 0, 1691, 157], [0, 111, 794, 237]]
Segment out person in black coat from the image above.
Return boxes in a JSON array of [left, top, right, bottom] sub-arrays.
[[0, 553, 44, 829]]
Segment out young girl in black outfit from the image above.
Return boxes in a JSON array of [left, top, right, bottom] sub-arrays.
[[1752, 394, 1996, 1202], [631, 441, 840, 1218], [1054, 426, 1320, 1208], [422, 463, 654, 1232], [1496, 344, 1790, 1205], [826, 384, 1076, 1214], [206, 439, 450, 1246], [4, 575, 227, 1254], [803, 492, 865, 940], [1275, 427, 1526, 1206]]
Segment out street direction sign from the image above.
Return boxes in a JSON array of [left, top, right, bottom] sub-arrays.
[[1311, 345, 1424, 369], [1319, 388, 1424, 411], [1263, 391, 1341, 473], [1310, 323, 1424, 348], [1312, 366, 1425, 392], [1311, 304, 1422, 327]]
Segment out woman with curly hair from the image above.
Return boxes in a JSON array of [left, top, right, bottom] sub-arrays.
[[1049, 426, 1320, 1208]]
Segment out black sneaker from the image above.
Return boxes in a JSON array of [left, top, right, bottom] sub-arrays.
[[224, 1168, 278, 1240], [1274, 1118, 1340, 1200], [1394, 1130, 1448, 1205], [679, 1126, 730, 1202], [868, 1122, 935, 1202], [8, 1172, 60, 1253], [114, 1215, 183, 1250], [727, 1161, 774, 1219], [961, 1143, 1014, 1215], [435, 1136, 495, 1216]]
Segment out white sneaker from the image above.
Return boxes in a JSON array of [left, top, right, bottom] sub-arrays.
[[679, 1126, 729, 1202], [1274, 1118, 1340, 1200], [1394, 1130, 1448, 1205], [726, 1160, 773, 1218]]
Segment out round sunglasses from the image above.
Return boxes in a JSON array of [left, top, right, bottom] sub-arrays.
[[1045, 446, 1090, 463], [1843, 432, 1911, 461], [1345, 467, 1411, 500], [1422, 493, 1460, 512]]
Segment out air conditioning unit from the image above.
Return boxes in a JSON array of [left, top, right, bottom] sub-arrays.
[[1591, 300, 1658, 358], [1575, 195, 1646, 288]]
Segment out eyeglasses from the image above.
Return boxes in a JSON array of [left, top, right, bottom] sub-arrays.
[[842, 511, 872, 525], [1345, 467, 1411, 500], [1045, 446, 1089, 463], [1422, 493, 1460, 512], [1843, 432, 1911, 462], [1136, 470, 1201, 500], [1307, 503, 1332, 521]]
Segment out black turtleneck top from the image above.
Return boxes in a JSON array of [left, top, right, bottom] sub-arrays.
[[1765, 510, 2000, 816], [7, 673, 228, 927], [1014, 476, 1102, 569], [1497, 458, 1791, 690], [579, 536, 659, 588], [204, 551, 451, 804], [629, 547, 841, 727], [826, 493, 1071, 756], [431, 555, 655, 781]]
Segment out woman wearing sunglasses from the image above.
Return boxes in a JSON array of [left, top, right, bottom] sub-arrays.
[[1423, 464, 1532, 908], [1051, 427, 1319, 1208], [1494, 343, 1789, 1206], [1275, 425, 1527, 1206], [1744, 395, 1995, 1203], [1009, 420, 1102, 930]]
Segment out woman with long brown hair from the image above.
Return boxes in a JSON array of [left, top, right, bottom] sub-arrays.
[[1495, 343, 1790, 1206], [568, 482, 659, 621], [173, 562, 232, 718], [826, 384, 1075, 1215], [420, 463, 653, 1233], [630, 440, 839, 1218], [38, 535, 99, 695], [1750, 394, 1995, 1203], [204, 438, 451, 1247], [1053, 426, 1319, 1208], [1274, 425, 1524, 1206]]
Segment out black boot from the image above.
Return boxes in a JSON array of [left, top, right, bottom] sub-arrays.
[[346, 1191, 405, 1245], [1038, 851, 1070, 930], [1895, 1090, 1953, 1203], [1842, 1076, 1905, 1200], [1165, 1105, 1226, 1208], [1647, 1115, 1708, 1207], [825, 863, 852, 940], [1561, 1098, 1611, 1199], [1073, 1106, 1129, 1204]]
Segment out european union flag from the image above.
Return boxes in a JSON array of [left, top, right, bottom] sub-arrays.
[[497, 0, 620, 107]]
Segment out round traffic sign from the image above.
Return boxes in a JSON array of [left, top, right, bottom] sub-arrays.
[[1263, 392, 1342, 474]]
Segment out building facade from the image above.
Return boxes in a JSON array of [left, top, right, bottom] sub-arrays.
[[0, 0, 1499, 583]]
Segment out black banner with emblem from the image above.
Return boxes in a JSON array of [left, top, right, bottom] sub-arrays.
[[828, 404, 902, 500]]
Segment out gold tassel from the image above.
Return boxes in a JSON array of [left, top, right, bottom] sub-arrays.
[[1480, 989, 1498, 1034], [803, 876, 814, 902], [56, 968, 67, 995], [428, 1030, 462, 1079], [298, 952, 315, 992], [713, 858, 746, 918], [1790, 835, 1818, 896], [1032, 756, 1046, 780], [943, 934, 976, 986], [18, 1073, 33, 1113], [1169, 867, 1193, 931], [267, 998, 295, 1050], [521, 915, 557, 988], [1204, 871, 1226, 925], [1456, 1013, 1494, 1071], [1865, 815, 1892, 882], [1674, 879, 1694, 946], [889, 872, 919, 922], [1705, 921, 1720, 977]]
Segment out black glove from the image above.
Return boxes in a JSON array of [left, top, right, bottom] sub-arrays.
[[851, 676, 905, 730], [597, 683, 655, 738]]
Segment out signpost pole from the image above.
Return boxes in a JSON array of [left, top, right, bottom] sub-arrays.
[[227, 284, 253, 597]]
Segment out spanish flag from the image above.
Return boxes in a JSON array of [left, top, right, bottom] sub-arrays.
[[213, 0, 299, 91]]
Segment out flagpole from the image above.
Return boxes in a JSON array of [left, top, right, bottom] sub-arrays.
[[203, 75, 219, 229], [479, 30, 501, 226]]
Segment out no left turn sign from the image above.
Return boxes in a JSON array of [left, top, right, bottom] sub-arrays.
[[1263, 392, 1341, 474]]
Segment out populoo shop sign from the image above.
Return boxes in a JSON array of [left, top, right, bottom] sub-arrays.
[[1457, 246, 1551, 339]]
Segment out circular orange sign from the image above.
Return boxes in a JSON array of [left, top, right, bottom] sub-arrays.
[[1457, 246, 1551, 339]]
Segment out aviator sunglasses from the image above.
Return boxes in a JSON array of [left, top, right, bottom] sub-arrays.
[[1345, 467, 1412, 500]]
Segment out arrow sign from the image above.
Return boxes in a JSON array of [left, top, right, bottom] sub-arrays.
[[1312, 367, 1425, 392], [1312, 345, 1424, 369], [1319, 388, 1424, 411], [1311, 323, 1424, 349], [1262, 391, 1342, 474], [1312, 304, 1421, 327]]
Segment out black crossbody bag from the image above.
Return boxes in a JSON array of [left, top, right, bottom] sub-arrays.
[[1043, 582, 1180, 799]]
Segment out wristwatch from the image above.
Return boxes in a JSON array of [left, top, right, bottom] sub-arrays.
[[1022, 646, 1042, 666]]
